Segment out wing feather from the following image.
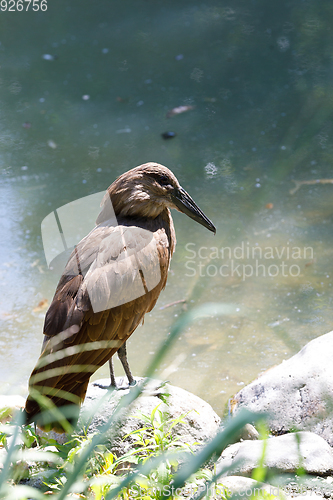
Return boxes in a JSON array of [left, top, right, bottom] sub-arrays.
[[26, 212, 173, 422]]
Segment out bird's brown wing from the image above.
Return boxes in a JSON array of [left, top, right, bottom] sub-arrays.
[[25, 222, 170, 421]]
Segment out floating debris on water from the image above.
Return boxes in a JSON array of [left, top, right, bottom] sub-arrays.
[[290, 178, 333, 195], [22, 122, 31, 129], [265, 203, 274, 209], [116, 127, 131, 134], [166, 105, 195, 118], [160, 299, 186, 310], [161, 131, 177, 139], [42, 54, 57, 61], [47, 140, 57, 149], [268, 317, 290, 328], [205, 162, 218, 177], [82, 95, 90, 100], [116, 96, 129, 103], [33, 298, 49, 313]]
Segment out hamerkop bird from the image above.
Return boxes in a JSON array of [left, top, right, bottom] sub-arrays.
[[25, 162, 216, 429]]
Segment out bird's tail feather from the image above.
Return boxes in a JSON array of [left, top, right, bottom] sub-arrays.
[[24, 378, 89, 431], [24, 341, 120, 431]]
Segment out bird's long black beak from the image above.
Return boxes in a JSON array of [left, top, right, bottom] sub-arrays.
[[171, 187, 216, 234]]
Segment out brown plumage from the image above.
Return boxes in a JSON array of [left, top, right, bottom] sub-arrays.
[[24, 162, 216, 429]]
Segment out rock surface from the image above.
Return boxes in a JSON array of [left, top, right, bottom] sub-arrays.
[[216, 431, 333, 477], [236, 423, 259, 442], [78, 378, 221, 455], [217, 477, 326, 500], [217, 476, 286, 499], [231, 331, 333, 445]]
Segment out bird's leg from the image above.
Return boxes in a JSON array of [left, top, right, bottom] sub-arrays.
[[93, 358, 117, 390], [117, 342, 136, 386], [108, 357, 117, 388], [107, 344, 136, 389]]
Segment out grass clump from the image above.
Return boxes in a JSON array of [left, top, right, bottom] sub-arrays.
[[0, 400, 263, 499]]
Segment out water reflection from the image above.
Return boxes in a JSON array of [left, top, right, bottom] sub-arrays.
[[0, 0, 333, 415]]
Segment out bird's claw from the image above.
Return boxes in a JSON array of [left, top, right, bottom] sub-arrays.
[[93, 382, 114, 390], [111, 378, 138, 391]]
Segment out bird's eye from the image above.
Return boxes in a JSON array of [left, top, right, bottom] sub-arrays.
[[158, 175, 170, 186], [149, 172, 171, 187]]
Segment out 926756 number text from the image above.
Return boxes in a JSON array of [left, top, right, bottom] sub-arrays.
[[0, 0, 47, 11]]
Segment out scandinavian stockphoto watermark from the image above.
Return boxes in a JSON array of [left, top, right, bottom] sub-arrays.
[[40, 191, 161, 313], [185, 241, 314, 280]]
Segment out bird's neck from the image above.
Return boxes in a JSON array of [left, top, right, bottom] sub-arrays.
[[115, 208, 176, 257], [96, 188, 176, 256], [112, 191, 165, 219], [97, 188, 163, 225]]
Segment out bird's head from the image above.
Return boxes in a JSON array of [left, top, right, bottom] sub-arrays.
[[97, 162, 216, 233]]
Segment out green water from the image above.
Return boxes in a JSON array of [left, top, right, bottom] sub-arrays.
[[1, 1, 333, 415]]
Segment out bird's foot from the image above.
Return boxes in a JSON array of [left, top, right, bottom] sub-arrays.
[[93, 377, 138, 391], [113, 377, 138, 390], [93, 382, 115, 390]]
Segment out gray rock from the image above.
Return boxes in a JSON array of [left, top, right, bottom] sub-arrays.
[[217, 431, 333, 477], [232, 331, 333, 444], [20, 468, 58, 491], [288, 493, 324, 500], [284, 477, 331, 500], [219, 477, 324, 500], [236, 423, 259, 442], [78, 378, 221, 456], [216, 476, 287, 499], [36, 428, 69, 445]]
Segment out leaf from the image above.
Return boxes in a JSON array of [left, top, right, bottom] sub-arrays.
[[160, 409, 265, 500], [150, 403, 162, 426]]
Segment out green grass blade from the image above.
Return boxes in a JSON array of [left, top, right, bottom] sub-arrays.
[[103, 450, 187, 500], [160, 409, 264, 500], [0, 411, 23, 490]]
